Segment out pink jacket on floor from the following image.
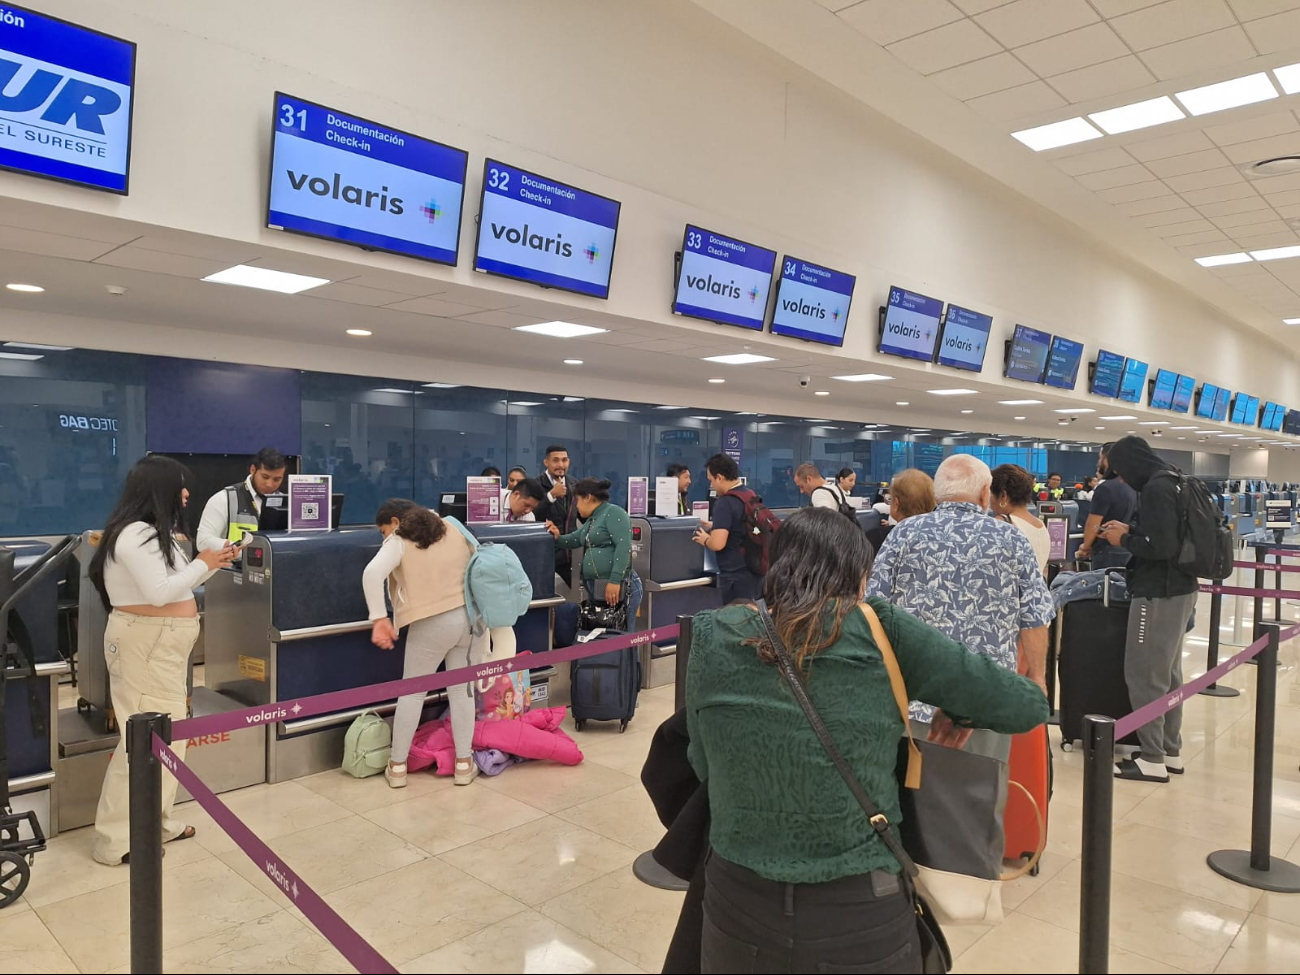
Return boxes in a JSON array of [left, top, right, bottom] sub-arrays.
[[406, 706, 584, 774]]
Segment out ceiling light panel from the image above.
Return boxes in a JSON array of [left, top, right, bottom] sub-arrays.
[[702, 353, 776, 365], [513, 321, 609, 338], [1195, 252, 1252, 267], [832, 373, 892, 382], [1175, 73, 1278, 117], [1088, 96, 1184, 135], [1249, 245, 1300, 261], [202, 265, 330, 294], [1011, 117, 1103, 152]]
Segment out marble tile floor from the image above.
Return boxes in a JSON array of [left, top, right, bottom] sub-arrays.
[[11, 594, 1300, 973]]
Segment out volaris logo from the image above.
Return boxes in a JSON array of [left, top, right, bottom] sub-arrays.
[[584, 243, 599, 264], [420, 199, 441, 223], [831, 308, 842, 323], [748, 285, 761, 303]]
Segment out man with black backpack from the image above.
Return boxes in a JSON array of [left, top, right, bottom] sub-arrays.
[[794, 463, 858, 524], [694, 453, 780, 604]]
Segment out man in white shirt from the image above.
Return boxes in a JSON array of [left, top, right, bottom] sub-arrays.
[[793, 463, 851, 514], [196, 447, 288, 550], [503, 478, 545, 522]]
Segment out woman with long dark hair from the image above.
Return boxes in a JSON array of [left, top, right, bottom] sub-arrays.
[[686, 507, 1047, 973], [362, 499, 484, 788], [89, 455, 238, 865]]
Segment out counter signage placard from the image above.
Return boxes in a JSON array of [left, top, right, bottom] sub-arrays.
[[474, 158, 621, 298], [654, 477, 679, 519], [466, 476, 500, 523], [1046, 518, 1069, 562], [673, 225, 777, 330], [267, 92, 468, 266], [287, 475, 331, 532], [693, 501, 710, 521], [0, 4, 136, 193], [722, 426, 743, 464], [628, 477, 649, 517], [770, 256, 856, 346]]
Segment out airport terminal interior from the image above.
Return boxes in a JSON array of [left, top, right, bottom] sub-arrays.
[[7, 0, 1300, 972]]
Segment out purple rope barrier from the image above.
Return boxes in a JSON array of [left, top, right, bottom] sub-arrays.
[[1199, 584, 1300, 600], [1233, 562, 1300, 573]]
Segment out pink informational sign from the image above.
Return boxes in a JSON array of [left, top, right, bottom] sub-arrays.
[[466, 476, 501, 523], [1046, 518, 1069, 563], [628, 477, 649, 517], [287, 474, 332, 532]]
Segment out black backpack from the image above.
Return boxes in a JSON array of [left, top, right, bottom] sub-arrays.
[[815, 485, 860, 525], [1157, 471, 1233, 581]]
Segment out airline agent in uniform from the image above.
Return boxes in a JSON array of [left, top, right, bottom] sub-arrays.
[[196, 447, 288, 550]]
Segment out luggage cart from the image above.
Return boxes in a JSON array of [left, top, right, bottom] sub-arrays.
[[0, 535, 79, 908]]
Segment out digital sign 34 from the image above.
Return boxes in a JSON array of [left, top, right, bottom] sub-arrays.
[[673, 225, 777, 330], [770, 257, 855, 346], [475, 159, 621, 299], [0, 4, 135, 193], [268, 93, 468, 266]]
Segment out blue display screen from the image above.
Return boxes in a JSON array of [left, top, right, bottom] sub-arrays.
[[1285, 410, 1300, 436], [936, 304, 992, 372], [1149, 369, 1177, 410], [0, 5, 135, 193], [475, 159, 622, 298], [1171, 374, 1195, 413], [1005, 325, 1052, 383], [1260, 401, 1282, 431], [673, 225, 776, 330], [1118, 358, 1148, 404], [1196, 383, 1220, 419], [267, 93, 468, 266], [1231, 394, 1259, 425], [1044, 336, 1083, 390], [1091, 350, 1125, 398], [1213, 387, 1231, 422], [880, 286, 943, 361], [770, 257, 855, 346]]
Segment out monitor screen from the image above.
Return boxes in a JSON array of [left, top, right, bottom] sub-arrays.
[[1118, 358, 1149, 404], [0, 5, 136, 193], [879, 286, 943, 361], [1213, 386, 1231, 422], [475, 159, 621, 298], [936, 304, 992, 372], [1044, 336, 1084, 390], [1005, 324, 1052, 383], [1285, 409, 1300, 436], [1196, 383, 1220, 419], [1149, 368, 1177, 410], [1171, 374, 1195, 413], [1272, 404, 1288, 432], [1260, 401, 1281, 430], [267, 93, 468, 266], [1232, 393, 1260, 425], [770, 256, 855, 346], [1091, 350, 1125, 398], [672, 225, 776, 330]]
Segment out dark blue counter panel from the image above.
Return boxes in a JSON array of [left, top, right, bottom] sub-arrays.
[[513, 604, 552, 657], [276, 630, 407, 705], [470, 523, 555, 599], [648, 584, 721, 648], [4, 677, 51, 778], [266, 530, 384, 632], [643, 519, 706, 584], [5, 541, 61, 665], [855, 509, 882, 534]]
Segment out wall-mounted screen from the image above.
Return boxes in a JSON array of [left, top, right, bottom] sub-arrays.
[[1118, 358, 1148, 404], [1149, 368, 1177, 410], [1260, 401, 1284, 431], [1044, 336, 1084, 390], [475, 159, 621, 298], [1196, 383, 1220, 419], [267, 93, 468, 266], [0, 5, 136, 193], [1212, 386, 1231, 422], [1091, 350, 1125, 398], [672, 225, 776, 329], [1285, 409, 1300, 436], [1231, 393, 1260, 426], [1005, 325, 1052, 383], [770, 257, 855, 346], [1171, 374, 1195, 414], [879, 286, 943, 361], [936, 304, 992, 372]]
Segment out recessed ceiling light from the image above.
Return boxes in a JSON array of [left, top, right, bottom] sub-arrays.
[[0, 351, 42, 360], [514, 321, 609, 338], [1276, 62, 1300, 94], [1249, 245, 1300, 261], [999, 399, 1043, 406], [1054, 408, 1096, 414], [373, 387, 416, 394], [423, 382, 463, 388], [563, 359, 584, 365], [961, 409, 974, 414], [1139, 421, 1170, 425], [1217, 433, 1243, 437], [909, 428, 932, 432], [814, 390, 830, 396], [202, 264, 330, 294], [655, 405, 687, 410], [1176, 72, 1277, 116], [1014, 416, 1026, 421], [1171, 425, 1196, 430], [346, 328, 372, 336], [1195, 252, 1253, 267], [563, 396, 585, 403], [1088, 95, 1183, 135], [3, 341, 71, 351], [1095, 426, 1105, 430], [511, 401, 544, 407], [5, 283, 43, 293], [1178, 436, 1186, 440], [608, 408, 639, 413], [690, 415, 720, 420], [831, 373, 892, 382], [1284, 318, 1300, 325], [896, 401, 910, 406], [702, 353, 776, 365], [1011, 117, 1103, 152], [928, 388, 978, 396], [707, 377, 726, 384], [1100, 414, 1136, 420]]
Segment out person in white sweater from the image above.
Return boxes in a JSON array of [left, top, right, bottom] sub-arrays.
[[87, 456, 237, 865]]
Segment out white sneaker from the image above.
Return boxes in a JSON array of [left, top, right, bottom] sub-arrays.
[[454, 759, 479, 787], [384, 762, 408, 789]]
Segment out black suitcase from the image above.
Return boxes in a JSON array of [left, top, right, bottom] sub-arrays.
[[570, 629, 641, 733], [1056, 577, 1140, 752]]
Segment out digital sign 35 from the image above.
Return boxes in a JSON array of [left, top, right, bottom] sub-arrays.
[[880, 286, 942, 362], [0, 4, 135, 193], [673, 225, 777, 330]]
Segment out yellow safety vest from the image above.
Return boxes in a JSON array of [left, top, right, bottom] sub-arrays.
[[224, 483, 260, 542]]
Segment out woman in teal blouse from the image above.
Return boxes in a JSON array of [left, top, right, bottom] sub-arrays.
[[687, 506, 1047, 974], [548, 478, 643, 623]]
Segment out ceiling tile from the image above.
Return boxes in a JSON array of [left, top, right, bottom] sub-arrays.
[[1051, 146, 1140, 174], [622, 339, 701, 353], [1182, 182, 1261, 204], [838, 0, 965, 45], [1242, 7, 1300, 52], [1226, 0, 1300, 20], [128, 233, 258, 263], [1276, 201, 1300, 216], [1090, 0, 1166, 13], [338, 272, 443, 296], [1046, 55, 1157, 102], [1098, 180, 1176, 202], [1162, 229, 1233, 245], [974, 0, 1099, 48], [1074, 163, 1158, 189], [1113, 193, 1189, 214], [813, 0, 863, 9], [1109, 0, 1237, 49], [1124, 129, 1216, 161], [1194, 195, 1273, 215], [1212, 208, 1285, 227], [1267, 189, 1300, 206], [1133, 205, 1203, 226], [94, 247, 230, 278], [0, 227, 122, 261], [307, 283, 415, 307], [1223, 133, 1300, 165], [1012, 23, 1129, 76], [1227, 218, 1292, 236], [965, 80, 1068, 120], [1163, 167, 1246, 192], [1251, 171, 1300, 194], [1203, 110, 1300, 146], [1138, 26, 1258, 81], [950, 0, 1014, 11], [1233, 229, 1300, 247], [1145, 147, 1232, 177], [886, 18, 1004, 74], [384, 296, 483, 317], [931, 52, 1037, 98], [454, 309, 546, 328], [1151, 217, 1218, 235]]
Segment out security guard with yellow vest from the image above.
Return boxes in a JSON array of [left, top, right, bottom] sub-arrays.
[[196, 447, 288, 550]]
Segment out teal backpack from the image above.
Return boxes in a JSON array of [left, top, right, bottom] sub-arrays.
[[342, 710, 391, 778], [448, 517, 534, 634]]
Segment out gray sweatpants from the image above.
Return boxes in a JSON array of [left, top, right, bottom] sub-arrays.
[[1123, 592, 1197, 765], [391, 609, 483, 764]]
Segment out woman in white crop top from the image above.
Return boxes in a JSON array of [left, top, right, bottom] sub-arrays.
[[991, 464, 1051, 574], [87, 456, 237, 865]]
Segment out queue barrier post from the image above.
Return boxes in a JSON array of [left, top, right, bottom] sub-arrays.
[[128, 712, 169, 975], [673, 613, 693, 713], [1207, 621, 1300, 892], [1199, 587, 1239, 698], [1078, 714, 1116, 975]]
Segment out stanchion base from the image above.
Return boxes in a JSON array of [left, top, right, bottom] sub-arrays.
[[632, 850, 690, 892], [1199, 684, 1242, 698], [1207, 850, 1300, 893]]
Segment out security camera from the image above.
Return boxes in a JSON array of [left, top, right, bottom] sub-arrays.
[[799, 376, 811, 388], [105, 285, 127, 297], [1153, 428, 1162, 436]]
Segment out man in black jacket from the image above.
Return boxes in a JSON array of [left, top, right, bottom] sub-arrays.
[[535, 444, 578, 586]]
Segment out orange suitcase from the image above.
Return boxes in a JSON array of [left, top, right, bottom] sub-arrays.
[[1003, 724, 1049, 875]]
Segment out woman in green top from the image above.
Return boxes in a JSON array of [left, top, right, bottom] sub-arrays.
[[548, 478, 643, 623], [687, 507, 1047, 974]]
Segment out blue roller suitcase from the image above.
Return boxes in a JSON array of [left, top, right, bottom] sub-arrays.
[[570, 629, 641, 733]]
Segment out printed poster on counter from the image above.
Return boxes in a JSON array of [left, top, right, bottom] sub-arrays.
[[654, 477, 679, 518], [627, 477, 648, 517], [287, 474, 331, 532], [693, 501, 710, 522], [466, 476, 500, 523], [1046, 519, 1069, 563]]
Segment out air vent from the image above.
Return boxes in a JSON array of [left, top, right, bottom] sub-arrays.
[[1251, 155, 1300, 176]]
